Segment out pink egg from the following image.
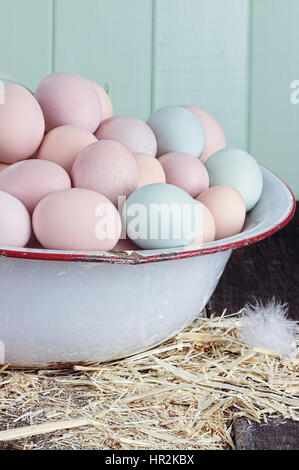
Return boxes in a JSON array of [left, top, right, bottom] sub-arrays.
[[113, 238, 139, 252], [33, 188, 121, 251], [0, 163, 9, 172], [134, 153, 166, 189], [0, 159, 71, 214], [158, 152, 209, 198], [196, 185, 245, 240], [35, 72, 102, 132], [72, 140, 138, 206], [0, 190, 31, 247], [37, 125, 97, 173], [192, 201, 216, 244], [95, 116, 157, 157], [183, 106, 226, 163], [0, 84, 45, 163], [89, 81, 114, 121]]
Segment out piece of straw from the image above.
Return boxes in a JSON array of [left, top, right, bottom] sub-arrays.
[[0, 313, 297, 450]]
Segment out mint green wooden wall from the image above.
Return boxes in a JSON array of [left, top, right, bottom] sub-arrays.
[[0, 0, 298, 197]]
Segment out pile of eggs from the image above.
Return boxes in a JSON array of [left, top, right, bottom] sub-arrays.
[[0, 72, 263, 252]]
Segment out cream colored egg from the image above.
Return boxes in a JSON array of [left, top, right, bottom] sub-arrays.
[[196, 185, 245, 240], [89, 81, 114, 121], [37, 125, 97, 173], [33, 188, 121, 251], [0, 190, 31, 247], [192, 201, 216, 244], [133, 153, 166, 188]]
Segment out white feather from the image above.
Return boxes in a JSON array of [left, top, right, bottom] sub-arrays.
[[239, 299, 295, 358]]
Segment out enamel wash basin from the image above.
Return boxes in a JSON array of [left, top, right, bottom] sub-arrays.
[[0, 166, 295, 368]]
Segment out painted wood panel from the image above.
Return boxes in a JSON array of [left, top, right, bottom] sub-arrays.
[[0, 0, 53, 91], [250, 0, 299, 198], [0, 0, 297, 199], [153, 0, 249, 149], [54, 0, 153, 121]]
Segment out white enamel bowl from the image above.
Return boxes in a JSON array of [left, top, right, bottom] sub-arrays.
[[0, 166, 295, 368]]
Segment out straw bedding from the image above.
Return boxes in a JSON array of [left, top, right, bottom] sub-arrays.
[[0, 310, 298, 450]]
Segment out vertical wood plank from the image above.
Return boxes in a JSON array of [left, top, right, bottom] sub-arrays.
[[250, 0, 299, 198], [0, 0, 53, 91], [153, 0, 249, 149], [54, 0, 153, 121]]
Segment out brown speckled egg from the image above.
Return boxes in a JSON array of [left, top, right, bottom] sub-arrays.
[[37, 125, 97, 173], [35, 72, 102, 132], [0, 159, 71, 214], [196, 185, 245, 240], [95, 116, 157, 157], [72, 140, 138, 206], [134, 153, 166, 188], [33, 188, 121, 251], [0, 84, 45, 163], [0, 190, 31, 247]]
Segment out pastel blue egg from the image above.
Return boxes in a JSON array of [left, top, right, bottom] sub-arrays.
[[205, 148, 263, 211], [122, 183, 201, 250], [147, 106, 205, 158]]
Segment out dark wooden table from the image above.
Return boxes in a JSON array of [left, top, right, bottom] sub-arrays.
[[207, 205, 299, 450]]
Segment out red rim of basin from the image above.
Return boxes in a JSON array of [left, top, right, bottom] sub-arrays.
[[0, 167, 296, 265]]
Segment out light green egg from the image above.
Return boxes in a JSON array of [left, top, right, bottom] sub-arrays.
[[205, 148, 263, 211], [147, 106, 205, 158], [122, 183, 201, 250]]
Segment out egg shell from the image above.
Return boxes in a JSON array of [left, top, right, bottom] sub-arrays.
[[147, 106, 205, 158], [134, 153, 166, 189], [205, 148, 263, 211], [96, 116, 157, 157], [0, 159, 71, 214], [37, 125, 97, 173], [0, 83, 45, 163], [33, 188, 121, 251], [192, 201, 216, 244], [72, 140, 138, 207], [0, 163, 9, 172], [197, 185, 246, 240], [123, 183, 201, 250], [183, 106, 226, 163], [35, 72, 102, 133], [89, 81, 114, 121], [158, 152, 209, 198], [0, 190, 31, 247]]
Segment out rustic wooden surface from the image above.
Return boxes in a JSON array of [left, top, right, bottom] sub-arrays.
[[233, 418, 299, 450], [208, 205, 298, 450], [207, 206, 299, 321]]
